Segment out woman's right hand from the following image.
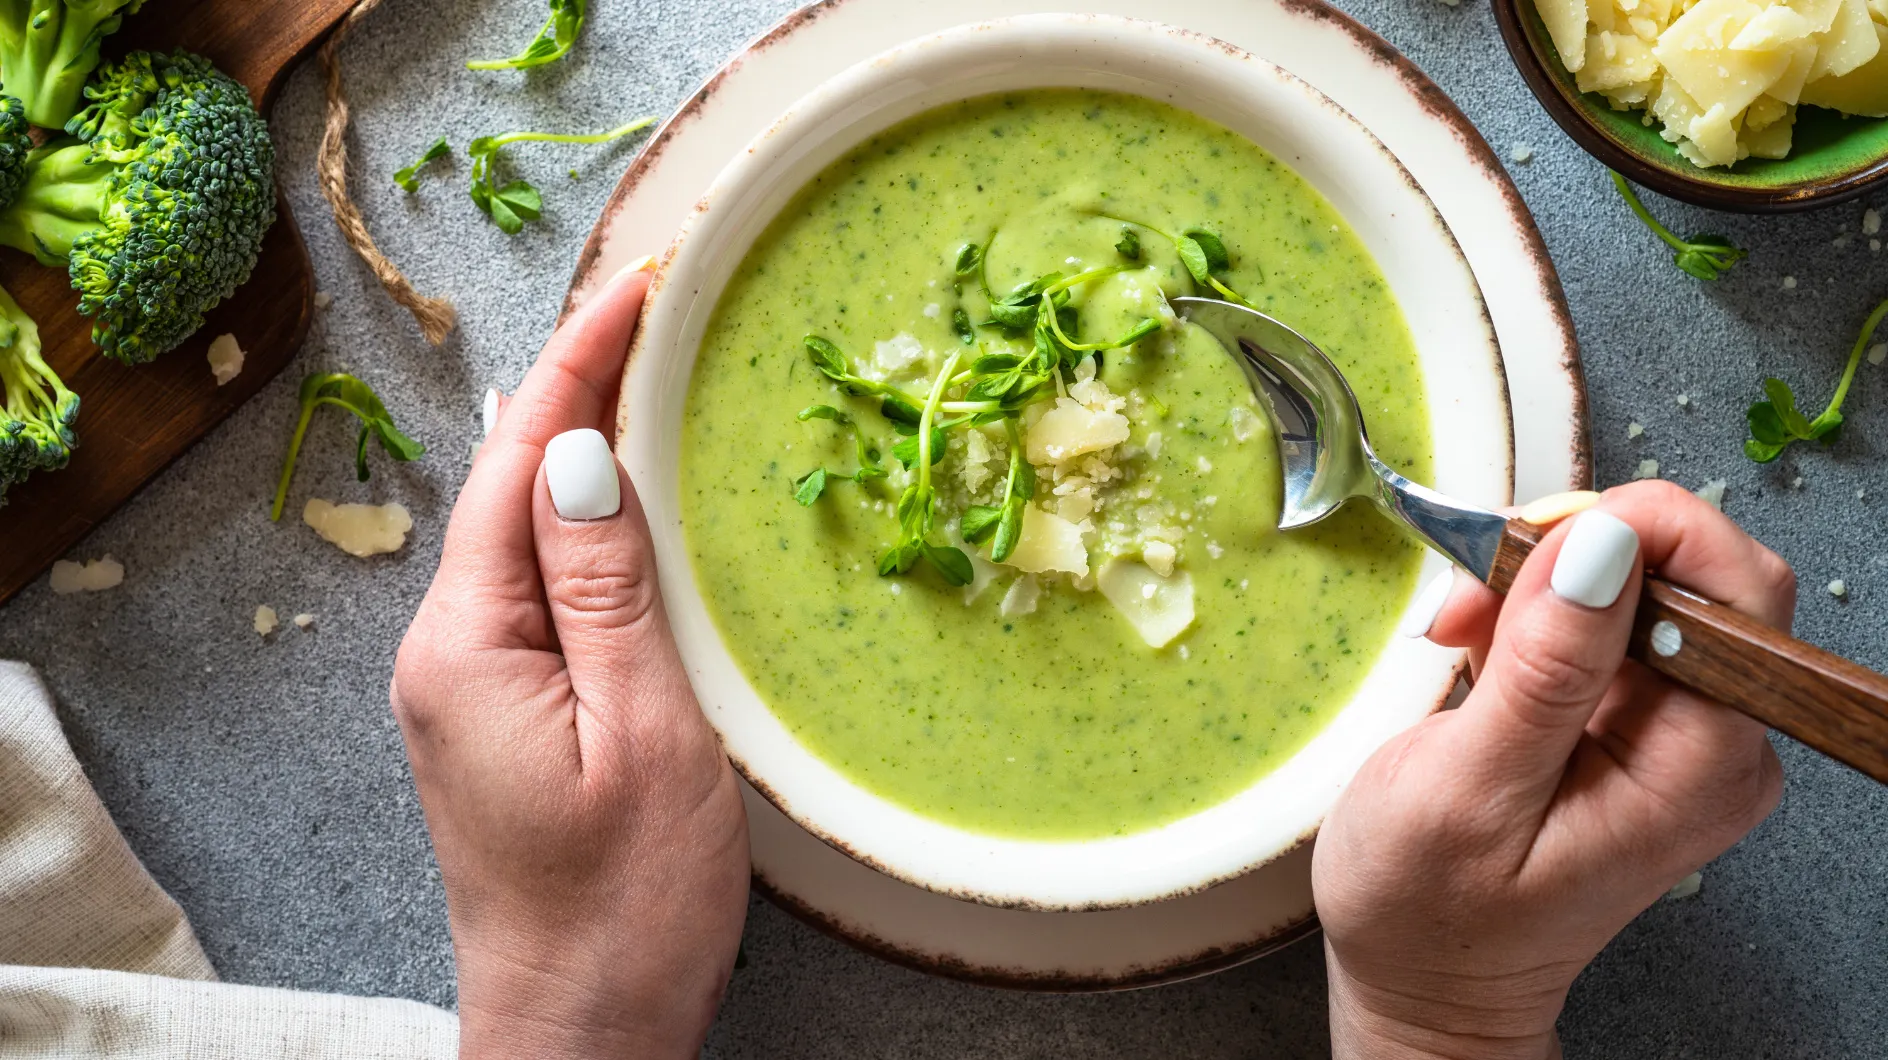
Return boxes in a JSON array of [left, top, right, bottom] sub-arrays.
[[1313, 481, 1793, 1059]]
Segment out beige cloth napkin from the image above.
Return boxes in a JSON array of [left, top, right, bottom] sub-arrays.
[[0, 661, 458, 1058]]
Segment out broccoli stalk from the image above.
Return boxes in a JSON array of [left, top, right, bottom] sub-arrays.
[[0, 50, 276, 364], [0, 0, 145, 129], [0, 281, 77, 503]]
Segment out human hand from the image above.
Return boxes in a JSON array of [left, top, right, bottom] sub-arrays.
[[391, 262, 748, 1060], [1312, 481, 1792, 1059]]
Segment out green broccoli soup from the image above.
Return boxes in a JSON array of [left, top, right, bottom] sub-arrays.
[[680, 89, 1431, 840]]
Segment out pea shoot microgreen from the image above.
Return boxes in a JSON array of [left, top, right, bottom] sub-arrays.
[[468, 0, 587, 71], [1611, 171, 1746, 281], [271, 373, 425, 521], [467, 118, 655, 233], [789, 225, 1235, 582], [790, 404, 887, 504], [1745, 297, 1888, 462], [394, 137, 451, 192]]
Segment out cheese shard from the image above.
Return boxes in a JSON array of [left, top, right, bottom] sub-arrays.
[[49, 556, 124, 594], [1801, 23, 1888, 112], [1731, 4, 1814, 48], [1808, 0, 1880, 80], [1000, 575, 1040, 617], [1097, 560, 1196, 648], [1655, 0, 1791, 123], [1788, 0, 1845, 32], [1579, 32, 1662, 91], [1536, 0, 1593, 71], [304, 499, 413, 557], [1026, 397, 1130, 465], [1004, 505, 1088, 576]]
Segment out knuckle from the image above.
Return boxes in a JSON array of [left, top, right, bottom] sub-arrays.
[[1498, 616, 1615, 714], [546, 564, 660, 629]]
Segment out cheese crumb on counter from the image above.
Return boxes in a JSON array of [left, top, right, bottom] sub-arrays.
[[1635, 459, 1661, 480], [1783, 276, 1798, 289], [1828, 578, 1849, 598], [293, 613, 316, 630], [304, 499, 412, 557], [1694, 479, 1728, 510], [1628, 421, 1645, 438], [254, 605, 278, 636], [49, 556, 124, 594], [1867, 208, 1883, 235], [1510, 142, 1534, 162], [312, 291, 334, 309], [1667, 872, 1703, 900], [1870, 342, 1888, 365], [206, 333, 244, 386]]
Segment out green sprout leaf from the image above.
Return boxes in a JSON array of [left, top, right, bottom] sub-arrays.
[[1611, 170, 1746, 281], [1183, 228, 1230, 272], [394, 137, 451, 192], [954, 242, 983, 276], [960, 504, 1002, 544], [467, 118, 654, 233], [1115, 226, 1141, 260], [1175, 235, 1212, 285], [792, 467, 828, 506], [951, 306, 975, 345], [272, 373, 425, 521], [468, 0, 588, 71], [1742, 297, 1888, 463], [923, 542, 974, 586]]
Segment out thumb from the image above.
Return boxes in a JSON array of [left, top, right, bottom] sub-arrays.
[[534, 428, 693, 716], [1455, 508, 1644, 802]]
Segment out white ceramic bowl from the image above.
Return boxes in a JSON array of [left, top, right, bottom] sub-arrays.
[[619, 13, 1513, 911]]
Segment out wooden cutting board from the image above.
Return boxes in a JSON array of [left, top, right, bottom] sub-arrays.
[[0, 0, 357, 605]]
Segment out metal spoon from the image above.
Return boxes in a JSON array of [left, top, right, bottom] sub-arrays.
[[1177, 295, 1888, 785]]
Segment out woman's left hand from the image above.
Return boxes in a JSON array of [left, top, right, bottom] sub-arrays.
[[391, 262, 748, 1060]]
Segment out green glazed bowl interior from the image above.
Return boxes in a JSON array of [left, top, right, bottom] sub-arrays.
[[1493, 0, 1888, 211]]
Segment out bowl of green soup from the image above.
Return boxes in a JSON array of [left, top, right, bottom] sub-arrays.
[[619, 13, 1513, 910]]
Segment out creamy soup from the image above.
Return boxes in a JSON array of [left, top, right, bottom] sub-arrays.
[[681, 89, 1431, 840]]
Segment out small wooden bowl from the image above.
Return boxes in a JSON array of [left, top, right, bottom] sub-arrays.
[[1491, 0, 1888, 213]]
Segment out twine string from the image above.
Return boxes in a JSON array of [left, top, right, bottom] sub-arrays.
[[317, 0, 457, 345]]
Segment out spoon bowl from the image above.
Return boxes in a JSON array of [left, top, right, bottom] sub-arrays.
[[1176, 296, 1510, 579]]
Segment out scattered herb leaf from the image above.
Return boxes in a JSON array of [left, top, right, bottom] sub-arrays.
[[468, 0, 587, 71], [1115, 226, 1141, 260], [272, 373, 425, 521], [394, 138, 451, 192], [1744, 297, 1888, 462], [467, 118, 654, 233], [1611, 171, 1746, 281]]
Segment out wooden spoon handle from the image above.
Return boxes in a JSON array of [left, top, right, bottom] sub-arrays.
[[1488, 519, 1888, 785]]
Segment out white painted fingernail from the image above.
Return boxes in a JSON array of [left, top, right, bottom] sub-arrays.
[[1400, 567, 1457, 639], [1551, 510, 1639, 609], [544, 429, 621, 520], [481, 388, 500, 438]]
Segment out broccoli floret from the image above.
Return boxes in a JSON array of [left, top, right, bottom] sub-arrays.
[[0, 96, 31, 208], [0, 280, 77, 504], [0, 0, 145, 129], [0, 50, 275, 364]]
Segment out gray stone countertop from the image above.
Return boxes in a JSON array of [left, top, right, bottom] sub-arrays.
[[1, 0, 1883, 1055]]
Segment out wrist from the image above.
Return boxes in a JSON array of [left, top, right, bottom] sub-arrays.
[[1326, 942, 1566, 1060], [455, 932, 725, 1060]]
